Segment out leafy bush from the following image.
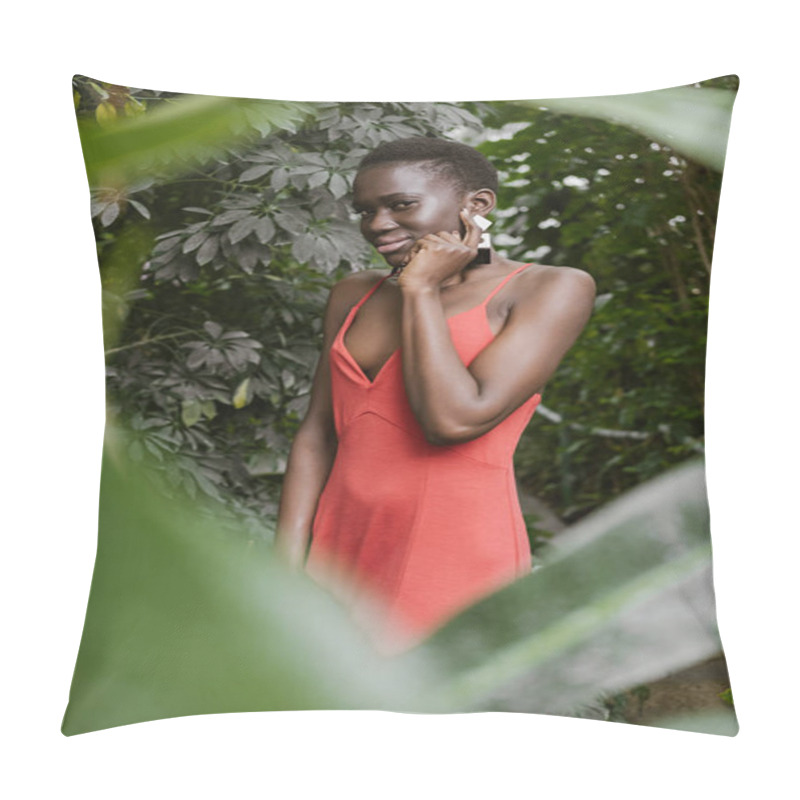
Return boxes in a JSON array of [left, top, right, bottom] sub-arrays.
[[75, 77, 482, 539]]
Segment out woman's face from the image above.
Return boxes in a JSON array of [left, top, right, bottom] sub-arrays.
[[352, 163, 465, 269]]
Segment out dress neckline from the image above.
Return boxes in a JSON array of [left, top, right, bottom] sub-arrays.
[[336, 263, 533, 387]]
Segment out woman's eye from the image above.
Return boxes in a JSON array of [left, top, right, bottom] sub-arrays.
[[354, 202, 414, 218]]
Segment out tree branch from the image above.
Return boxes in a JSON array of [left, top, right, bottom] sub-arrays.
[[105, 331, 193, 356], [535, 403, 704, 453]]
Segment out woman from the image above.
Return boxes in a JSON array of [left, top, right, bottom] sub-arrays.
[[275, 137, 595, 652]]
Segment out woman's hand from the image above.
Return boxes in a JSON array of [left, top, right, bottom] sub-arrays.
[[397, 209, 483, 290]]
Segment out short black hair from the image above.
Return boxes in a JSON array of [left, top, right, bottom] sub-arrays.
[[357, 136, 498, 195]]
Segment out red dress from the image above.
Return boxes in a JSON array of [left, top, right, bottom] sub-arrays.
[[305, 263, 541, 652]]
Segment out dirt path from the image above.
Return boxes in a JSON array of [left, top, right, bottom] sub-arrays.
[[613, 655, 734, 725]]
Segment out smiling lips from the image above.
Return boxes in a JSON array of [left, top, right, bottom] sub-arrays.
[[375, 236, 412, 254]]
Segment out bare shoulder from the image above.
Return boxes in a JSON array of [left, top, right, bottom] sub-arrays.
[[332, 268, 387, 296], [518, 263, 595, 293], [515, 263, 595, 308], [324, 269, 389, 332], [497, 264, 596, 336]]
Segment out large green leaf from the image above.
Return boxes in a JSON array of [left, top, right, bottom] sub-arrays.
[[649, 709, 738, 736], [75, 84, 314, 187], [516, 85, 736, 170], [61, 430, 439, 735], [63, 438, 731, 735], [403, 459, 733, 733]]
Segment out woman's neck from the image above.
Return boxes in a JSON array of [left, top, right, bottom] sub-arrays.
[[440, 251, 520, 288]]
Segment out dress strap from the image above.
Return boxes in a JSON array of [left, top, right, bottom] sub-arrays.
[[350, 273, 391, 315], [482, 263, 532, 305]]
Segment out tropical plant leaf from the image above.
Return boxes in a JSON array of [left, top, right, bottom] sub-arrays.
[[61, 434, 439, 736], [403, 460, 728, 726], [517, 85, 736, 170], [75, 87, 315, 187], [649, 709, 738, 736], [232, 377, 251, 409], [63, 448, 730, 735]]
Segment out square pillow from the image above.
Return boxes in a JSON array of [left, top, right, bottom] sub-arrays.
[[62, 74, 739, 736]]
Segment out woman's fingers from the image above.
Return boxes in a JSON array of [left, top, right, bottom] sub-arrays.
[[459, 209, 483, 249], [421, 232, 450, 245], [430, 231, 473, 249], [402, 227, 478, 271]]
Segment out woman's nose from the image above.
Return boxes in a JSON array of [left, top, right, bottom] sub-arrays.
[[363, 208, 399, 235]]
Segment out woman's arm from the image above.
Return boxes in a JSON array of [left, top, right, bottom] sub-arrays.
[[274, 279, 357, 568], [275, 287, 343, 569], [274, 417, 337, 570], [274, 362, 336, 569], [398, 214, 596, 445]]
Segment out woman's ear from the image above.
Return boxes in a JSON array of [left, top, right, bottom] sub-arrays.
[[466, 188, 497, 217]]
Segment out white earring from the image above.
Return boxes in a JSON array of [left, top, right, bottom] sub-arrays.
[[474, 214, 492, 264]]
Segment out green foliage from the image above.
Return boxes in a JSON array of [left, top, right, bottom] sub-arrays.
[[67, 77, 736, 738], [74, 74, 314, 187], [62, 435, 439, 734], [468, 81, 732, 519], [719, 687, 734, 705], [411, 459, 722, 715], [63, 444, 732, 735], [603, 684, 652, 722], [74, 77, 483, 537], [518, 82, 736, 170], [648, 710, 738, 736], [522, 513, 556, 567], [74, 74, 733, 537]]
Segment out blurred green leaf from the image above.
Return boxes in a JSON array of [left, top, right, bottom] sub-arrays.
[[63, 450, 733, 735], [232, 377, 251, 409], [406, 460, 727, 721], [648, 709, 738, 736], [76, 89, 315, 187], [518, 85, 736, 170], [61, 432, 439, 736], [181, 399, 202, 427], [70, 83, 734, 735]]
